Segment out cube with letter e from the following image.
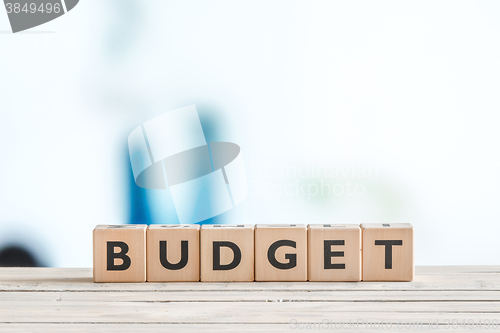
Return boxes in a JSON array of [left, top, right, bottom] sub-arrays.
[[308, 224, 361, 281]]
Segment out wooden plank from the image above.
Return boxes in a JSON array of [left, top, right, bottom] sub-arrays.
[[0, 301, 498, 323], [0, 290, 499, 302], [0, 323, 498, 333], [1, 267, 500, 291], [1, 266, 499, 280], [1, 299, 499, 314], [416, 266, 500, 274], [0, 324, 291, 333], [2, 279, 499, 291]]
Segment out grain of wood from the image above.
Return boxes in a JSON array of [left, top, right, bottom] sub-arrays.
[[0, 323, 496, 333], [0, 301, 498, 323]]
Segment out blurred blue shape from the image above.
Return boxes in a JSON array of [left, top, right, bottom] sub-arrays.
[[170, 169, 233, 223], [127, 149, 180, 225], [127, 105, 247, 225]]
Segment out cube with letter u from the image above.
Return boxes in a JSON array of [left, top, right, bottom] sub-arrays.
[[147, 225, 200, 282]]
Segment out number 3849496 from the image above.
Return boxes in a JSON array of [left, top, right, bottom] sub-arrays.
[[5, 2, 62, 14]]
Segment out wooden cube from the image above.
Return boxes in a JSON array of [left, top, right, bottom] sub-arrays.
[[308, 224, 361, 281], [93, 225, 147, 283], [361, 223, 414, 281], [255, 224, 307, 281], [200, 224, 254, 282], [147, 225, 200, 282]]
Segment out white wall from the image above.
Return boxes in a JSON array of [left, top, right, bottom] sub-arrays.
[[0, 0, 499, 267]]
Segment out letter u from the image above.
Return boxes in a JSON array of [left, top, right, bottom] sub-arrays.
[[159, 240, 189, 270]]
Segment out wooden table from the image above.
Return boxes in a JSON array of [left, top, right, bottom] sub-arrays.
[[0, 266, 499, 332]]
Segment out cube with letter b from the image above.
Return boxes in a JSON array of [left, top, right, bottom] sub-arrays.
[[147, 225, 200, 282], [255, 224, 307, 281], [308, 224, 361, 281], [200, 225, 254, 282], [93, 225, 147, 283], [361, 223, 414, 281]]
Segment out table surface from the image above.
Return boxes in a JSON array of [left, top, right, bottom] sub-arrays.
[[0, 266, 499, 332]]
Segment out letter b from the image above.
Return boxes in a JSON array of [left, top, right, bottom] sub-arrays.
[[107, 241, 131, 271]]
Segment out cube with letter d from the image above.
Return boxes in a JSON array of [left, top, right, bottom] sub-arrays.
[[200, 225, 254, 282], [93, 225, 147, 283]]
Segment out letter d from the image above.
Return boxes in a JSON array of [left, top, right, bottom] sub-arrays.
[[213, 241, 241, 270]]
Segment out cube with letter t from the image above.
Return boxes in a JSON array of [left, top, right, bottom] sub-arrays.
[[93, 225, 147, 283], [308, 224, 361, 281], [255, 224, 307, 281], [200, 225, 254, 282], [361, 223, 414, 281]]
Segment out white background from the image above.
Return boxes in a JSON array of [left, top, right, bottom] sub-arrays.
[[0, 0, 499, 267]]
